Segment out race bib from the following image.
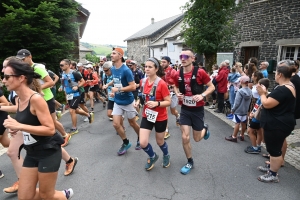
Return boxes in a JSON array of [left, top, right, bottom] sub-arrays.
[[145, 108, 158, 123], [67, 94, 74, 100], [23, 132, 37, 145], [183, 96, 196, 106]]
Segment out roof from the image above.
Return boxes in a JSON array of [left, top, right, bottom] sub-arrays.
[[80, 45, 93, 52], [77, 4, 90, 38], [124, 13, 184, 41]]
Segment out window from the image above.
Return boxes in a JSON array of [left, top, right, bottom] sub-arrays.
[[142, 38, 147, 46], [281, 46, 300, 60]]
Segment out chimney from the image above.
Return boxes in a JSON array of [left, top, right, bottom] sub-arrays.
[[151, 18, 154, 24]]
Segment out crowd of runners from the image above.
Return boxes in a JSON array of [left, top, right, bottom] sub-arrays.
[[0, 47, 299, 199]]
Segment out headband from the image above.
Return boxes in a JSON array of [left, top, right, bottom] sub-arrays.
[[147, 57, 160, 68]]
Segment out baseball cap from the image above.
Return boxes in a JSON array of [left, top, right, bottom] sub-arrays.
[[240, 75, 250, 83], [85, 64, 93, 69], [103, 61, 113, 69], [161, 56, 172, 64], [113, 47, 125, 62], [130, 60, 137, 65], [77, 63, 83, 67], [16, 49, 31, 59]]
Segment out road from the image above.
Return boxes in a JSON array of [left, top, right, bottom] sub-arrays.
[[0, 103, 300, 200]]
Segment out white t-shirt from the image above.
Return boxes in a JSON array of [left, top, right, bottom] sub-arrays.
[[252, 85, 259, 99]]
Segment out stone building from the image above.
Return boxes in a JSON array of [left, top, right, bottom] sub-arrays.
[[124, 14, 184, 64], [234, 0, 300, 71], [79, 44, 93, 63]]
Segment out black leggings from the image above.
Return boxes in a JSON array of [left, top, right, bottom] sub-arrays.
[[217, 92, 224, 111], [211, 91, 217, 101]]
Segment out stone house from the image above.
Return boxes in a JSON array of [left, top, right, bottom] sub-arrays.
[[234, 0, 300, 72], [124, 14, 184, 64], [79, 44, 93, 63]]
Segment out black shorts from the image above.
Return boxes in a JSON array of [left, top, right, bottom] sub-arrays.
[[180, 107, 204, 131], [0, 111, 8, 135], [68, 96, 81, 109], [79, 92, 85, 104], [107, 100, 114, 110], [89, 85, 100, 92], [84, 86, 89, 93], [140, 118, 167, 133], [264, 129, 290, 157], [132, 91, 138, 100], [249, 120, 260, 130], [46, 98, 56, 114], [23, 148, 62, 173]]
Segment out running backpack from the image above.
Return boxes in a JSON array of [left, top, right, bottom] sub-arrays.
[[139, 77, 161, 105], [178, 66, 204, 95]]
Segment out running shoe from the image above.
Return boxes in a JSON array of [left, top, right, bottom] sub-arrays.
[[83, 117, 89, 122], [61, 134, 72, 147], [3, 181, 18, 194], [162, 155, 170, 168], [64, 157, 78, 176], [70, 128, 78, 135], [56, 111, 62, 120], [258, 172, 279, 183], [0, 170, 3, 179], [238, 135, 244, 141], [257, 164, 270, 173], [145, 153, 159, 171], [135, 141, 142, 150], [209, 105, 215, 109], [164, 130, 170, 139], [176, 114, 180, 126], [103, 101, 106, 107], [203, 123, 210, 140], [117, 142, 132, 155], [244, 146, 259, 154], [109, 117, 113, 121], [225, 135, 237, 142], [63, 188, 74, 199], [180, 162, 193, 175], [88, 112, 94, 123]]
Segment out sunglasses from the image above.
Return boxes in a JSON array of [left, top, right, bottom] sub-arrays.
[[103, 69, 109, 72], [3, 74, 19, 80], [179, 54, 190, 60]]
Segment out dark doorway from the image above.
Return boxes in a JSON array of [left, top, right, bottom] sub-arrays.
[[244, 46, 259, 65]]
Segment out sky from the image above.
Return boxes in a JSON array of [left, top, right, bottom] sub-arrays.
[[78, 0, 188, 47]]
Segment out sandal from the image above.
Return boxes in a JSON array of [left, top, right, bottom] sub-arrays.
[[262, 154, 270, 159]]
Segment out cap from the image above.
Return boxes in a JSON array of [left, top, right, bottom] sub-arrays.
[[224, 59, 230, 64], [161, 56, 172, 64], [103, 61, 113, 69], [16, 49, 31, 59], [240, 75, 250, 83], [85, 64, 93, 69], [125, 59, 131, 64], [130, 60, 137, 65], [77, 62, 83, 67], [113, 47, 125, 62]]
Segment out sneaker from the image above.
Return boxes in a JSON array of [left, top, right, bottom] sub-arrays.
[[109, 117, 113, 121], [83, 117, 89, 122], [135, 141, 142, 150], [225, 135, 237, 142], [88, 112, 94, 123], [164, 130, 170, 139], [64, 157, 78, 176], [209, 105, 215, 109], [63, 188, 74, 199], [70, 128, 78, 135], [257, 164, 270, 173], [90, 108, 94, 113], [0, 170, 3, 179], [257, 146, 262, 152], [176, 114, 180, 126], [205, 102, 210, 106], [103, 101, 106, 107], [3, 181, 18, 194], [258, 172, 279, 183], [238, 135, 244, 141], [56, 111, 62, 120], [145, 153, 159, 171], [117, 142, 132, 155], [244, 146, 259, 154], [162, 155, 170, 168], [203, 123, 210, 140], [180, 162, 193, 175], [61, 134, 72, 147]]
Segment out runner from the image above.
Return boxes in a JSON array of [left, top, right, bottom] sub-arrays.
[[173, 48, 215, 175], [59, 59, 94, 135], [139, 57, 171, 170], [161, 56, 180, 139], [16, 49, 71, 147], [103, 47, 141, 154]]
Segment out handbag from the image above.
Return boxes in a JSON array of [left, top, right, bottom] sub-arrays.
[[253, 105, 262, 120]]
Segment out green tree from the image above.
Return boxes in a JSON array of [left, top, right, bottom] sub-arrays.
[[0, 0, 80, 73], [182, 0, 238, 71], [85, 53, 99, 63]]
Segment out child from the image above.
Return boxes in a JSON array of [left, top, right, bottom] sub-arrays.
[[225, 75, 252, 142], [209, 64, 219, 109], [244, 78, 270, 153]]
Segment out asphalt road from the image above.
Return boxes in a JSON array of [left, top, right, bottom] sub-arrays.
[[0, 103, 300, 200]]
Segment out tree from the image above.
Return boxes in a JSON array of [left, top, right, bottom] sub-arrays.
[[182, 0, 238, 71], [85, 53, 99, 64], [0, 0, 80, 73]]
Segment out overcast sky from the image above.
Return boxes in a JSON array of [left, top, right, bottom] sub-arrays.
[[78, 0, 188, 46]]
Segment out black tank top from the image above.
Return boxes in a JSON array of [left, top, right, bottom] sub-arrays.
[[15, 93, 51, 142]]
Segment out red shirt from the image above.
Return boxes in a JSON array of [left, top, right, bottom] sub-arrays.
[[80, 69, 89, 87], [173, 66, 211, 107], [140, 78, 170, 121], [87, 72, 99, 86], [162, 66, 177, 85]]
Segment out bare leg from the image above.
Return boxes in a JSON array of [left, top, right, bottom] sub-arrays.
[[181, 125, 192, 159]]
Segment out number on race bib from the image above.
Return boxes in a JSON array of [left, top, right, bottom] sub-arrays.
[[23, 132, 37, 145], [183, 96, 196, 106], [67, 94, 74, 100], [145, 108, 158, 123]]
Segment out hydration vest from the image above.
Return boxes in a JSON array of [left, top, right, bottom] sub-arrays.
[[178, 66, 204, 95]]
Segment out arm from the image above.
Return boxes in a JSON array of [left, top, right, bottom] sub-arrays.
[[53, 74, 59, 85], [0, 96, 19, 113], [256, 84, 279, 109], [41, 75, 55, 90], [112, 81, 136, 93], [91, 73, 99, 85], [77, 78, 85, 88], [0, 95, 10, 106]]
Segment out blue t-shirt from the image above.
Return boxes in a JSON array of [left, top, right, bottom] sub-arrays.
[[61, 70, 81, 97], [261, 69, 268, 78], [252, 97, 261, 123], [103, 73, 114, 101], [111, 64, 134, 105]]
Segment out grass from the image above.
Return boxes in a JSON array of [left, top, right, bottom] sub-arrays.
[[81, 42, 127, 56]]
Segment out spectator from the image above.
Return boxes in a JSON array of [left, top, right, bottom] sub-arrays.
[[214, 62, 229, 113], [208, 64, 219, 109], [259, 61, 269, 78]]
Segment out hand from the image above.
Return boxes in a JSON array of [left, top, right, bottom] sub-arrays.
[[146, 101, 158, 109], [256, 84, 267, 95], [58, 88, 62, 92], [3, 115, 22, 130], [109, 92, 115, 98], [176, 93, 184, 101], [192, 94, 203, 102], [111, 87, 118, 93], [249, 113, 254, 119], [103, 85, 108, 89], [72, 86, 78, 91], [9, 129, 19, 137]]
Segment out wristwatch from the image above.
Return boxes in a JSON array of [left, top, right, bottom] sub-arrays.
[[118, 87, 121, 92], [201, 93, 206, 97]]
